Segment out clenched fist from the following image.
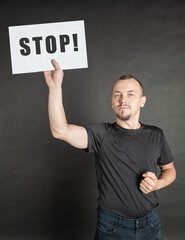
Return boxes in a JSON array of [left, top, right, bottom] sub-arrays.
[[140, 171, 159, 194]]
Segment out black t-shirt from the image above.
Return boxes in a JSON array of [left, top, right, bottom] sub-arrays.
[[84, 122, 174, 218]]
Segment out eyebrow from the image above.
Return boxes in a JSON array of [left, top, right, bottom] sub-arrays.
[[114, 91, 121, 93], [127, 90, 136, 92], [113, 90, 136, 93]]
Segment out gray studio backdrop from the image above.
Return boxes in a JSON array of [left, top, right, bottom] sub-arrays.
[[1, 0, 185, 239]]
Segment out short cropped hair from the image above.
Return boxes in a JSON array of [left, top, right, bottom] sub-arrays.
[[112, 74, 144, 96]]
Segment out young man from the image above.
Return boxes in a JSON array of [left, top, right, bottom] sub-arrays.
[[44, 59, 176, 240]]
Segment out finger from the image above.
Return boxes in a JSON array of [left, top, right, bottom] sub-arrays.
[[51, 59, 61, 70], [43, 71, 53, 83], [140, 184, 149, 194], [140, 181, 152, 191], [44, 71, 51, 78], [143, 177, 154, 186], [140, 187, 148, 194], [140, 181, 152, 194], [43, 71, 54, 87]]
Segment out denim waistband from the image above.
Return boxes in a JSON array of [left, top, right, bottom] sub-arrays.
[[97, 206, 159, 228]]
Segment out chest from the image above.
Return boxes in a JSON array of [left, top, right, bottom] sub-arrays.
[[99, 131, 161, 169]]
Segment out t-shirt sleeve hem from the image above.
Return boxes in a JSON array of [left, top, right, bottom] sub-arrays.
[[83, 126, 92, 153]]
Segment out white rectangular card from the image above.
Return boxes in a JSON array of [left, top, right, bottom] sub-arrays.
[[8, 20, 88, 74]]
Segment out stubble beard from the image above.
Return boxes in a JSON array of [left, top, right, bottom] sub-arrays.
[[116, 110, 131, 121]]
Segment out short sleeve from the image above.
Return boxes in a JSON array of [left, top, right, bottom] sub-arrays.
[[84, 123, 107, 153], [157, 132, 174, 165]]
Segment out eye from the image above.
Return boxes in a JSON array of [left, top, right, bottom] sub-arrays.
[[114, 94, 121, 98], [129, 93, 134, 97]]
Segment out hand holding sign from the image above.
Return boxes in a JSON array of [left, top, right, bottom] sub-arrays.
[[8, 20, 88, 74], [44, 59, 64, 89]]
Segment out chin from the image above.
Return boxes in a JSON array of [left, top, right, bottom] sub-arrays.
[[117, 114, 131, 121]]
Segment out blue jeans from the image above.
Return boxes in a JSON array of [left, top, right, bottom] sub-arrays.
[[94, 206, 161, 240]]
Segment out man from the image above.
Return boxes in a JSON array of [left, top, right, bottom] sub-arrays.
[[44, 59, 176, 240]]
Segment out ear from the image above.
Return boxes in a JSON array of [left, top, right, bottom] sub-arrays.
[[140, 96, 146, 108]]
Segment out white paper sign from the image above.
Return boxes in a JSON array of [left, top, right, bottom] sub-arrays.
[[8, 20, 88, 74]]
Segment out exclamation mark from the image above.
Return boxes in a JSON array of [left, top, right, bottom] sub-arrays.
[[73, 34, 78, 51]]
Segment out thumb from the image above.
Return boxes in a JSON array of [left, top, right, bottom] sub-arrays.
[[142, 171, 156, 179], [51, 59, 61, 71]]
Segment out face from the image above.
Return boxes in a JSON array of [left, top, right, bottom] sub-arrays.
[[111, 79, 146, 122]]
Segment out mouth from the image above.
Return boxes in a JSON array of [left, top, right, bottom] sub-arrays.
[[118, 105, 130, 110]]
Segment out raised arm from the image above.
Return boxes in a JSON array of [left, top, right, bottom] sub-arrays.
[[44, 59, 88, 149]]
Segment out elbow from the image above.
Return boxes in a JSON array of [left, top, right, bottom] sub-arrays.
[[51, 130, 61, 139], [173, 168, 177, 182], [50, 125, 68, 140]]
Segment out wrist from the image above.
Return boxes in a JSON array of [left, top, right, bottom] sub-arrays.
[[49, 86, 62, 95], [156, 179, 165, 190]]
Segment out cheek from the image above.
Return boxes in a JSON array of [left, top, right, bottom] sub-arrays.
[[111, 98, 114, 108], [112, 103, 118, 110], [112, 99, 118, 108], [130, 100, 141, 109]]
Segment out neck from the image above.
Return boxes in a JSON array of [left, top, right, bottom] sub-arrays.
[[116, 118, 141, 130]]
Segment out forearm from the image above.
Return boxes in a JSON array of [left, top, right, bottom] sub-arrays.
[[157, 167, 176, 190], [44, 59, 88, 148], [48, 87, 68, 138], [140, 163, 176, 194]]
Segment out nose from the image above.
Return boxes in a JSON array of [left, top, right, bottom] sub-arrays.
[[119, 95, 127, 104]]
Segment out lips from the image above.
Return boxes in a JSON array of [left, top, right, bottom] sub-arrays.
[[118, 105, 130, 110]]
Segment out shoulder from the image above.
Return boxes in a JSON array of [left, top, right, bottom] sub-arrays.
[[84, 122, 111, 130], [84, 122, 114, 135], [142, 123, 164, 135]]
